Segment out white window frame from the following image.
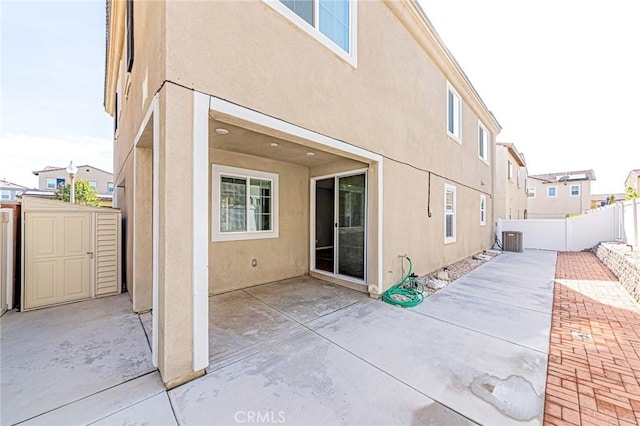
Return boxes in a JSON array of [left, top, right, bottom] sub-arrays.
[[88, 181, 97, 190], [446, 82, 462, 143], [478, 121, 489, 163], [444, 184, 456, 244], [212, 164, 279, 242], [46, 178, 57, 189], [507, 161, 513, 180], [527, 187, 536, 198], [548, 186, 557, 197], [108, 182, 115, 193], [570, 185, 580, 196], [263, 0, 357, 67], [0, 190, 10, 200], [480, 194, 486, 226]]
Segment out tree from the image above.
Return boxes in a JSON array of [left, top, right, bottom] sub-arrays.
[[626, 186, 639, 200], [55, 179, 101, 207]]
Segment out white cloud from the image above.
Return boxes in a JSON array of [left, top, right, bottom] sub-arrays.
[[0, 133, 113, 188]]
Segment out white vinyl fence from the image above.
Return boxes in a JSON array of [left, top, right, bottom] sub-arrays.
[[497, 199, 639, 251]]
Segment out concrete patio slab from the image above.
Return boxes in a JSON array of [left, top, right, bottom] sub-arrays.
[[444, 277, 554, 314], [0, 294, 155, 425], [208, 290, 300, 362], [244, 275, 367, 323], [311, 301, 548, 425], [463, 265, 555, 292], [22, 372, 165, 426], [170, 330, 475, 426], [91, 392, 177, 426], [413, 289, 552, 353], [1, 250, 558, 425], [408, 250, 556, 354]]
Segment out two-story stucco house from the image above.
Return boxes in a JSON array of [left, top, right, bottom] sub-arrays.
[[527, 170, 595, 219], [104, 0, 501, 387], [0, 179, 28, 203], [32, 165, 115, 196], [31, 165, 115, 206], [494, 143, 528, 220]]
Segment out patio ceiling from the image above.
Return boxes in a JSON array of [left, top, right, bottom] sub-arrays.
[[208, 118, 350, 168]]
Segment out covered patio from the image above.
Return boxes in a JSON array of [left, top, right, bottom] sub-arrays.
[[122, 88, 384, 386]]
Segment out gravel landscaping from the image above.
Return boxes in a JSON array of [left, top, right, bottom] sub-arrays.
[[418, 249, 502, 296]]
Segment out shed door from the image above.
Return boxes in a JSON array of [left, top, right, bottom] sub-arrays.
[[24, 212, 92, 310]]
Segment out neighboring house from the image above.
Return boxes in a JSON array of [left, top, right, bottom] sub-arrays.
[[590, 193, 626, 209], [494, 143, 528, 220], [0, 179, 28, 203], [32, 165, 114, 206], [527, 170, 595, 218], [104, 0, 501, 387], [625, 169, 640, 193]]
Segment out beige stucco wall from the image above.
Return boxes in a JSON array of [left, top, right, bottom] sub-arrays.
[[164, 1, 496, 176], [108, 0, 166, 314], [527, 179, 591, 219], [162, 0, 496, 287], [111, 1, 500, 295], [113, 0, 166, 185], [382, 159, 493, 285], [494, 146, 528, 220], [106, 0, 503, 385], [209, 149, 310, 294]]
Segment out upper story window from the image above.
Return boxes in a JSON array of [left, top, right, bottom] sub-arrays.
[[444, 184, 456, 243], [108, 182, 115, 193], [570, 185, 580, 196], [0, 190, 10, 200], [212, 164, 279, 242], [507, 161, 513, 180], [548, 186, 557, 197], [89, 181, 97, 190], [480, 194, 486, 226], [447, 83, 462, 142], [46, 177, 65, 189], [478, 122, 489, 163], [268, 0, 356, 65], [527, 187, 536, 198]]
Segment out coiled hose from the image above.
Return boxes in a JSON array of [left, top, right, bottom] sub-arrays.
[[381, 256, 426, 308]]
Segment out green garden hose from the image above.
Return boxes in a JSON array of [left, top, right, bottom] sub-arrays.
[[382, 256, 426, 308]]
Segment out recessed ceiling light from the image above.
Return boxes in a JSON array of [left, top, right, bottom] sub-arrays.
[[215, 128, 229, 135], [306, 152, 315, 156], [270, 142, 279, 147]]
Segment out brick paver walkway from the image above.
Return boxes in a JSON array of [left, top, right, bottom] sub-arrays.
[[544, 252, 640, 426]]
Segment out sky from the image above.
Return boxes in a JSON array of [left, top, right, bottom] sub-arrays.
[[419, 0, 640, 194], [1, 1, 638, 195], [1, 1, 113, 188]]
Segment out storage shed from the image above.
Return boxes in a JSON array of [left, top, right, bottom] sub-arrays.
[[21, 196, 121, 311]]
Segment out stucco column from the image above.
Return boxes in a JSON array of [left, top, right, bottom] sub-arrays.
[[132, 146, 153, 313], [154, 84, 209, 388]]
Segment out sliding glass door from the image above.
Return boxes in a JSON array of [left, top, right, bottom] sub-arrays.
[[314, 172, 366, 281]]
